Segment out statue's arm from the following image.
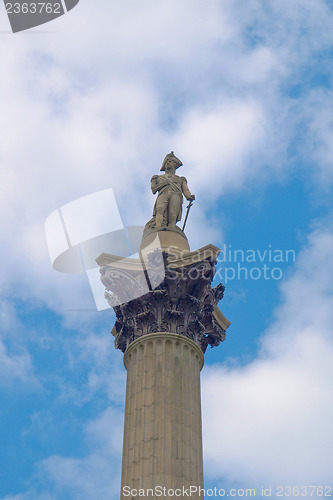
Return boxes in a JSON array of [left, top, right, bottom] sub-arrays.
[[181, 177, 195, 201], [151, 175, 159, 194], [151, 175, 169, 195]]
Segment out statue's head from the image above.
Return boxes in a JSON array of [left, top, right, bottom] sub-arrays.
[[160, 151, 183, 171]]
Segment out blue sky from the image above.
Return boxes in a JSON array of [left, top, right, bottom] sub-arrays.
[[1, 1, 333, 498]]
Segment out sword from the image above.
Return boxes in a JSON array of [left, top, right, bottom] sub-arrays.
[[182, 198, 194, 232]]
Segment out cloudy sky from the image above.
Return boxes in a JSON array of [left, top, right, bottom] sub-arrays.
[[1, 0, 333, 498]]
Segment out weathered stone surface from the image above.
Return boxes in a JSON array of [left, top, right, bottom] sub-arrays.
[[100, 250, 227, 353]]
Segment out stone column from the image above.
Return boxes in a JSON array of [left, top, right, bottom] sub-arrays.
[[97, 244, 230, 499], [121, 332, 204, 496]]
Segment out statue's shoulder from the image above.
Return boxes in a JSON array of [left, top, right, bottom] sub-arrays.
[[151, 174, 160, 180], [180, 175, 187, 183]]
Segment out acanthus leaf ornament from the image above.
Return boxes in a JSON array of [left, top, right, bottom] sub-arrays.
[[102, 251, 227, 353]]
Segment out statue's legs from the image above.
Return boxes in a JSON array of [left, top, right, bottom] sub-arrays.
[[155, 191, 169, 227], [168, 192, 182, 227], [156, 213, 164, 227]]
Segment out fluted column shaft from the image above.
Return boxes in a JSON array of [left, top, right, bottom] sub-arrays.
[[120, 332, 204, 499]]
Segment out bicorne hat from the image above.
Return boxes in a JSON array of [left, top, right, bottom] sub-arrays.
[[160, 151, 183, 171]]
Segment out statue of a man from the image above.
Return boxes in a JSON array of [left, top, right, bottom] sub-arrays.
[[149, 152, 195, 229]]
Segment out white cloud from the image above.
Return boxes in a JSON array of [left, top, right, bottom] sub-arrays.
[[202, 225, 333, 487], [38, 407, 124, 500], [1, 0, 333, 319], [0, 341, 35, 386], [299, 90, 333, 189], [174, 98, 268, 196], [0, 300, 21, 335], [65, 330, 126, 405], [0, 300, 37, 386]]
